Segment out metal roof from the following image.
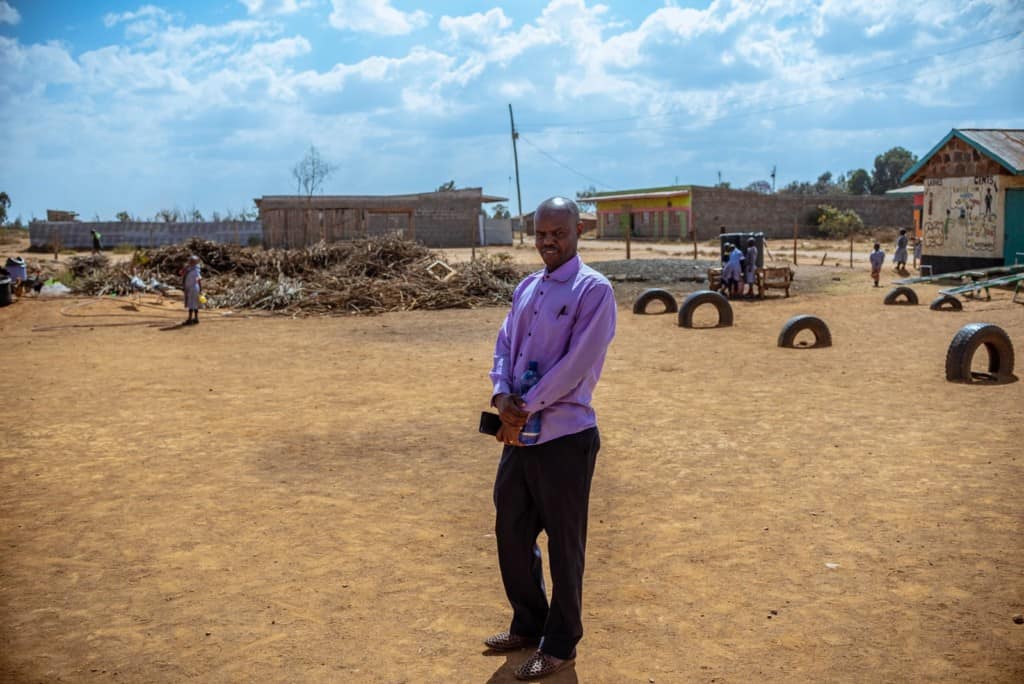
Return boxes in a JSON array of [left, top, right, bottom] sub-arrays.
[[885, 184, 924, 195], [585, 188, 690, 203], [901, 129, 1024, 183]]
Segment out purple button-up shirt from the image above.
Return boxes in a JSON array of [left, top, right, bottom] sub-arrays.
[[490, 255, 617, 445]]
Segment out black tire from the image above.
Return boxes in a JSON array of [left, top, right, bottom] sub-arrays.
[[632, 288, 678, 315], [945, 323, 1015, 383], [678, 290, 733, 328], [777, 315, 832, 348], [884, 286, 919, 305], [929, 294, 963, 312]]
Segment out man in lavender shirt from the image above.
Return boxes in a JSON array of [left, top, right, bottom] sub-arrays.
[[484, 196, 617, 680]]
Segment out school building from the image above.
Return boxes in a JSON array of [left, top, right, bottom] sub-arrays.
[[586, 185, 912, 241], [900, 128, 1024, 273]]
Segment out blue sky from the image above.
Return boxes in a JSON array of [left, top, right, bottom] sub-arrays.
[[1, 0, 1022, 221]]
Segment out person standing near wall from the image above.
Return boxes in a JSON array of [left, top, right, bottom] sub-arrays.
[[91, 229, 103, 255], [485, 196, 616, 680], [893, 229, 908, 273], [743, 237, 759, 298]]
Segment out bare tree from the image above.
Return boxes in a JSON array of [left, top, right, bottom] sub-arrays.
[[292, 145, 337, 197]]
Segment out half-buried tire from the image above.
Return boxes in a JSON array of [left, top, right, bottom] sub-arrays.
[[678, 290, 733, 328], [945, 322, 1015, 383], [633, 288, 678, 315], [884, 285, 918, 305], [777, 315, 832, 348], [930, 294, 963, 312]]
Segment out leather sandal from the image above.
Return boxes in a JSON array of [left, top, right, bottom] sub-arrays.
[[513, 649, 576, 680], [483, 630, 540, 652]]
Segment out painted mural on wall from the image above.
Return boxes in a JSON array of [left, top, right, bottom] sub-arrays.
[[922, 176, 1001, 257]]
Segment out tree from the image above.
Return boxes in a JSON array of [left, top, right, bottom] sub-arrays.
[[189, 207, 204, 222], [292, 144, 337, 197], [871, 146, 917, 195], [0, 191, 10, 225], [491, 203, 511, 219], [116, 211, 132, 222], [575, 184, 598, 210], [156, 207, 183, 222], [744, 180, 772, 194], [436, 180, 456, 192], [779, 180, 813, 195], [816, 204, 864, 238], [846, 168, 871, 195]]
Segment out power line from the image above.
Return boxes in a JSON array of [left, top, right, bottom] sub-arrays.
[[508, 44, 1024, 188], [518, 28, 1023, 131], [516, 134, 613, 189], [528, 44, 1024, 138]]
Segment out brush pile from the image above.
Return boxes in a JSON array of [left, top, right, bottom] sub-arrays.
[[70, 235, 523, 314]]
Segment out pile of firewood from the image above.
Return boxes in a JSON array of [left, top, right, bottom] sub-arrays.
[[70, 236, 523, 314]]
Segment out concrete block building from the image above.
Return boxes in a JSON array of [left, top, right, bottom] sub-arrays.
[[255, 188, 506, 249]]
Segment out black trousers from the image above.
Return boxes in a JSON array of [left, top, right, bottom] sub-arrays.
[[493, 427, 599, 660]]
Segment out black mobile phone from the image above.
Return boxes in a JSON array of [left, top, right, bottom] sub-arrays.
[[479, 411, 502, 436]]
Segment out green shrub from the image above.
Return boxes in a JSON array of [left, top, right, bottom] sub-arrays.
[[247, 235, 263, 247], [816, 205, 864, 239]]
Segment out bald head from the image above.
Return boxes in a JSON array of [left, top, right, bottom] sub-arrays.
[[534, 196, 583, 271], [535, 196, 579, 226]]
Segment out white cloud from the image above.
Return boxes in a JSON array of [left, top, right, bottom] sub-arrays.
[[329, 0, 430, 36], [439, 8, 512, 43], [0, 1, 20, 25], [498, 79, 536, 99], [103, 5, 172, 28], [239, 0, 313, 15]]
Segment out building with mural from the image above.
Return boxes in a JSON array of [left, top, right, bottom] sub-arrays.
[[901, 129, 1024, 273], [585, 185, 913, 241]]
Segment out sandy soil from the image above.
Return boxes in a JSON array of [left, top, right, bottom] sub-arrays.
[[2, 251, 1023, 683]]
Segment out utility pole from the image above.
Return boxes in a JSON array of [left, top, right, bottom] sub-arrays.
[[770, 165, 777, 193], [508, 104, 525, 246]]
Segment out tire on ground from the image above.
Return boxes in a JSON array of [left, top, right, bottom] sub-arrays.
[[633, 288, 678, 315], [677, 290, 733, 328], [929, 294, 963, 312], [945, 322, 1015, 383], [883, 285, 919, 305], [777, 314, 832, 348]]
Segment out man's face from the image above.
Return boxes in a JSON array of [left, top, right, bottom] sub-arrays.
[[534, 209, 581, 271]]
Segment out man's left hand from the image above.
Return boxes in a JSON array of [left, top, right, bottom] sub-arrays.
[[496, 421, 523, 447]]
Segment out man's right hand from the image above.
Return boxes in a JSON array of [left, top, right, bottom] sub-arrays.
[[493, 393, 529, 428]]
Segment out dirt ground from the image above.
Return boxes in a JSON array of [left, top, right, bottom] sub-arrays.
[[2, 247, 1023, 683]]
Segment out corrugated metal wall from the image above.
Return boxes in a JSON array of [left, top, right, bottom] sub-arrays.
[[29, 221, 263, 250]]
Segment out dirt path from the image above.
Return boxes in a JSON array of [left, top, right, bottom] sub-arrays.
[[2, 269, 1023, 682]]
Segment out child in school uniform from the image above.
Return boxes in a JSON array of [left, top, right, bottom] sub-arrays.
[[743, 237, 759, 298], [721, 243, 743, 299], [869, 243, 885, 287], [182, 255, 202, 325]]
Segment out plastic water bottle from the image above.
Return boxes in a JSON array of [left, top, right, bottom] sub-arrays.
[[518, 361, 542, 445]]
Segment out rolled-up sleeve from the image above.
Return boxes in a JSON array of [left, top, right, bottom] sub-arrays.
[[520, 283, 616, 413]]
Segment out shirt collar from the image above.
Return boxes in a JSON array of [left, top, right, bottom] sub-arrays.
[[544, 254, 581, 283]]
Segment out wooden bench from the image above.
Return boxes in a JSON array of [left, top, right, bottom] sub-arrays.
[[707, 266, 794, 298], [760, 266, 794, 298]]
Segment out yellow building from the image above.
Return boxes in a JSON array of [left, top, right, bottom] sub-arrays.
[[587, 186, 692, 240]]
